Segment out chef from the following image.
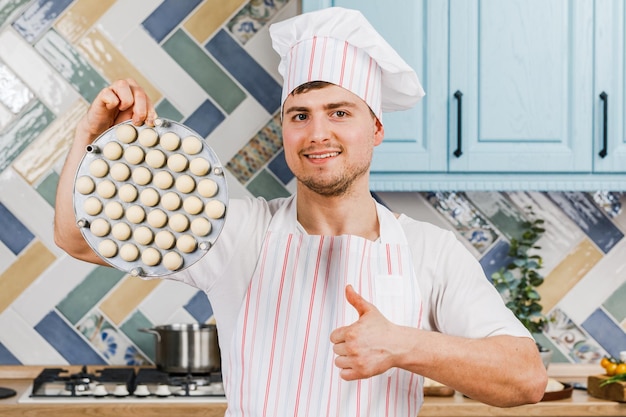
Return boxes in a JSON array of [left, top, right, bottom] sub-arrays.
[[54, 6, 547, 416]]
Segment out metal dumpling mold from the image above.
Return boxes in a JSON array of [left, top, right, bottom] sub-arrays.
[[73, 118, 228, 277]]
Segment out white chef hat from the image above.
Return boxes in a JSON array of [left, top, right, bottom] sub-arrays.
[[269, 7, 424, 121]]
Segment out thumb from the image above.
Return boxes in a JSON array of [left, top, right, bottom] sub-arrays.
[[345, 285, 375, 317]]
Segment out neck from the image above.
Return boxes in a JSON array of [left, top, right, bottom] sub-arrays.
[[295, 184, 380, 241]]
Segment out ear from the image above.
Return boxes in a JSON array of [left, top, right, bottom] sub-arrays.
[[373, 117, 385, 147]]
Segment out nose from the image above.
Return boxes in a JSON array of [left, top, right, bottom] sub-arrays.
[[308, 116, 331, 143]]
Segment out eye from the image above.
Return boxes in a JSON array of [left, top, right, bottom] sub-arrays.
[[294, 113, 307, 121], [335, 110, 347, 117]]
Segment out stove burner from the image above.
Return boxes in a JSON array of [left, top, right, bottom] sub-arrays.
[[30, 366, 224, 398]]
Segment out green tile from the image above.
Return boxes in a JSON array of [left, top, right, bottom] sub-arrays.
[[603, 281, 626, 322], [0, 100, 54, 174], [155, 98, 183, 122], [34, 29, 108, 103], [120, 310, 156, 361], [0, 0, 31, 26], [162, 29, 245, 114], [532, 333, 569, 363], [246, 169, 291, 199], [35, 170, 59, 207], [56, 267, 126, 325]]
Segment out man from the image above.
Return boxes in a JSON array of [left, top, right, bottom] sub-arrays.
[[54, 7, 547, 416]]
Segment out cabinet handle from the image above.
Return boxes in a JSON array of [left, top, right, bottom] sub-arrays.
[[453, 90, 463, 157], [598, 92, 608, 158]]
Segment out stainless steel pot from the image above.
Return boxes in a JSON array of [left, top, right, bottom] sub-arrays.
[[139, 323, 220, 373]]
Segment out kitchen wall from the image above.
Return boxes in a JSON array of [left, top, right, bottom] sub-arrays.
[[0, 0, 624, 367]]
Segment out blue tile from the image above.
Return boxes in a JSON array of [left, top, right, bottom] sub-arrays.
[[206, 29, 282, 114], [479, 239, 512, 282], [581, 308, 626, 359], [267, 149, 293, 185], [547, 192, 624, 254], [0, 202, 34, 255], [183, 99, 225, 138], [184, 291, 213, 323], [142, 0, 203, 43], [0, 342, 21, 365], [35, 311, 106, 364], [11, 0, 74, 43]]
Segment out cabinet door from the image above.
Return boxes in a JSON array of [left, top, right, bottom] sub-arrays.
[[449, 0, 594, 173], [302, 0, 449, 173], [594, 0, 626, 173]]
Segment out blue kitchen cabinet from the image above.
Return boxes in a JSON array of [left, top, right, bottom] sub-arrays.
[[302, 0, 626, 190], [594, 0, 626, 173]]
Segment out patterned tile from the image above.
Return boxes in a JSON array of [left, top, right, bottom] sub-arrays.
[[163, 29, 246, 114], [226, 113, 282, 183], [142, 0, 203, 43], [547, 191, 624, 254], [119, 310, 156, 361], [227, 0, 288, 44], [422, 192, 500, 254], [206, 29, 281, 114], [185, 0, 246, 44], [56, 267, 126, 325], [35, 310, 106, 364], [582, 308, 626, 358], [465, 192, 528, 241], [246, 168, 290, 199], [100, 276, 161, 326], [544, 307, 606, 363], [11, 0, 74, 43], [0, 202, 34, 255], [0, 100, 54, 174], [53, 0, 115, 44], [35, 29, 108, 103], [77, 310, 149, 365], [185, 290, 214, 323]]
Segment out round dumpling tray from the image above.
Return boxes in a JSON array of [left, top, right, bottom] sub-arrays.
[[73, 118, 228, 277]]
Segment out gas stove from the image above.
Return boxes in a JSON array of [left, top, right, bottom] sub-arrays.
[[22, 365, 225, 402]]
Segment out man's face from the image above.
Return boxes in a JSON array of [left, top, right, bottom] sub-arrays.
[[281, 84, 384, 197]]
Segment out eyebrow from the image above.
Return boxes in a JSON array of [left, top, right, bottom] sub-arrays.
[[284, 101, 358, 115]]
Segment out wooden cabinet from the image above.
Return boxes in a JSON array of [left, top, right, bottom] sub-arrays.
[[302, 0, 626, 190]]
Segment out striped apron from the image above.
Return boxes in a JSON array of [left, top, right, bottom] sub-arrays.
[[224, 201, 424, 416]]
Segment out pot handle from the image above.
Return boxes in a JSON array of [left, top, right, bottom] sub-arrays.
[[138, 328, 161, 342]]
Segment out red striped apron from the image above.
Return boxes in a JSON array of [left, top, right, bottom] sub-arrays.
[[224, 201, 423, 416]]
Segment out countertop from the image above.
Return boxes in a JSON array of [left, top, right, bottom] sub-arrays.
[[0, 364, 624, 417]]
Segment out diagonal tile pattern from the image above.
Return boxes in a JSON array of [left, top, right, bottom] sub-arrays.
[[0, 0, 624, 368]]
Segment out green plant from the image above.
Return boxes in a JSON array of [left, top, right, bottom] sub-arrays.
[[491, 207, 547, 335]]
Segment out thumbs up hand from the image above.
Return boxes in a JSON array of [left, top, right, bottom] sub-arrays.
[[329, 285, 400, 380]]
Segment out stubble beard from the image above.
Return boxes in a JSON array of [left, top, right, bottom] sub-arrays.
[[298, 160, 370, 197]]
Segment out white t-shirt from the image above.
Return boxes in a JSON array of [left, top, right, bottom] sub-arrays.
[[170, 196, 531, 367]]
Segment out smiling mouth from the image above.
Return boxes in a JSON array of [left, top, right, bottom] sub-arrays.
[[306, 152, 340, 159]]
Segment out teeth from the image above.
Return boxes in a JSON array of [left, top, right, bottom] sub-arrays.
[[308, 152, 339, 159]]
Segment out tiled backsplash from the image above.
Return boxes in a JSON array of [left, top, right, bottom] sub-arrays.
[[0, 0, 624, 367]]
